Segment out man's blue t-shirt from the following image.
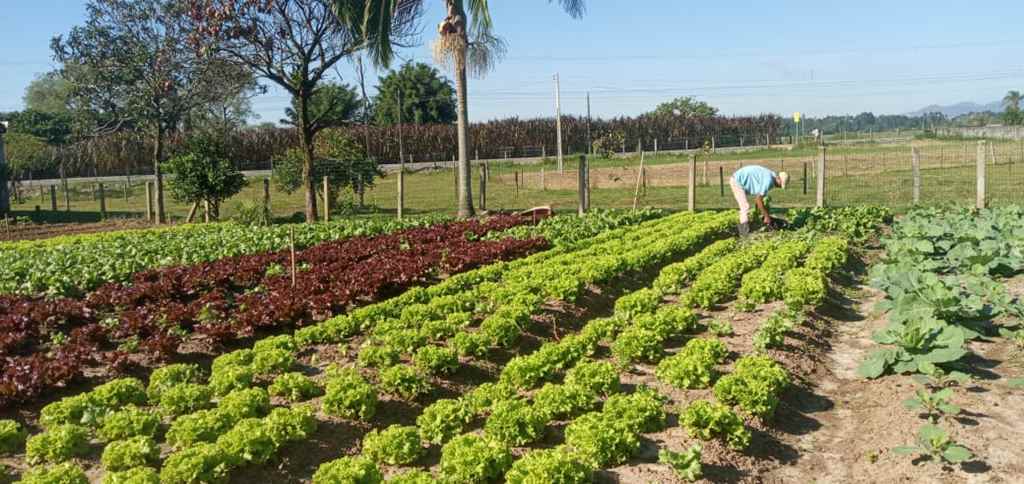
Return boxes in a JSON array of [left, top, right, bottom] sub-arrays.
[[733, 166, 777, 196]]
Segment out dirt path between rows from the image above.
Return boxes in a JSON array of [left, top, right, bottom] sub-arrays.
[[765, 283, 1024, 484]]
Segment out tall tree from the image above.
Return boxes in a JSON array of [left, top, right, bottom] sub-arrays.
[[23, 72, 73, 115], [54, 0, 251, 223], [185, 0, 421, 222], [1003, 90, 1023, 126], [374, 62, 456, 125], [335, 0, 586, 218], [282, 83, 362, 130], [1004, 90, 1023, 111], [651, 97, 718, 119]]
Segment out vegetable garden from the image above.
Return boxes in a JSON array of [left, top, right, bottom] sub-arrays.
[[3, 204, 1024, 483]]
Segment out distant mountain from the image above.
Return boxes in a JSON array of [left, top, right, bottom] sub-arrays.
[[906, 101, 1003, 117]]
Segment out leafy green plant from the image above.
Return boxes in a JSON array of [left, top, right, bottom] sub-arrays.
[[708, 319, 734, 336], [653, 238, 739, 295], [412, 345, 459, 375], [357, 344, 401, 368], [216, 418, 277, 466], [100, 436, 159, 472], [533, 383, 596, 421], [146, 364, 203, 403], [505, 447, 593, 484], [893, 424, 973, 464], [753, 312, 795, 351], [564, 412, 640, 468], [386, 470, 435, 484], [451, 331, 489, 357], [611, 326, 666, 365], [659, 444, 703, 482], [251, 348, 296, 376], [655, 338, 729, 389], [97, 406, 160, 442], [160, 443, 230, 484], [379, 365, 431, 401], [417, 399, 473, 445], [101, 466, 160, 484], [312, 456, 383, 484], [439, 434, 513, 483], [92, 378, 148, 408], [603, 386, 668, 433], [26, 424, 90, 464], [680, 400, 751, 450], [268, 372, 323, 402], [783, 267, 827, 311], [484, 398, 547, 446], [0, 420, 27, 454], [39, 393, 105, 428], [714, 355, 790, 419], [264, 406, 318, 448], [216, 388, 271, 422], [208, 366, 255, 397], [19, 462, 89, 484], [463, 382, 516, 415], [362, 425, 425, 465], [903, 388, 961, 423], [858, 316, 968, 379], [565, 360, 621, 396], [322, 368, 377, 420], [166, 409, 234, 449], [614, 288, 662, 319]]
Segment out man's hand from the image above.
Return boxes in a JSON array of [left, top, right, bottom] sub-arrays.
[[762, 214, 773, 226]]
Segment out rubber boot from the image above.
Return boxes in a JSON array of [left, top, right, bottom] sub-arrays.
[[738, 222, 750, 237]]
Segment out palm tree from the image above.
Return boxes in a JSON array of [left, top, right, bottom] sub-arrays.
[[335, 0, 585, 217], [1004, 90, 1022, 111]]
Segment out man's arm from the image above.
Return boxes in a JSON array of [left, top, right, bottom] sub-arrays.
[[754, 195, 771, 224]]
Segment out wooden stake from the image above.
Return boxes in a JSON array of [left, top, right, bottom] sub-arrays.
[[912, 147, 921, 205], [977, 141, 987, 209], [49, 185, 57, 211], [397, 169, 405, 220], [263, 178, 271, 217], [719, 166, 725, 197], [322, 176, 330, 223], [98, 183, 106, 219], [688, 154, 696, 212], [186, 202, 199, 223], [289, 227, 297, 287], [632, 151, 646, 210], [479, 163, 487, 211], [145, 181, 153, 222], [816, 145, 826, 208]]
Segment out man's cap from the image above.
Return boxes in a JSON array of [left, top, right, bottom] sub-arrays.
[[778, 172, 790, 189]]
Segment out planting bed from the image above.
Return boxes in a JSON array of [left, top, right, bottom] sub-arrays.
[[3, 205, 1024, 484]]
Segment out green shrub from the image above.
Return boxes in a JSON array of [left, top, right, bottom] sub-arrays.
[[322, 368, 377, 420], [483, 399, 546, 446], [25, 424, 90, 464], [18, 462, 88, 484], [357, 344, 400, 368], [611, 326, 665, 364], [564, 360, 620, 396], [564, 412, 639, 468], [680, 400, 750, 450], [505, 447, 592, 484], [101, 436, 159, 472], [714, 355, 790, 419], [412, 346, 459, 375], [208, 366, 255, 397], [532, 383, 596, 421], [265, 406, 318, 448], [312, 456, 383, 484], [216, 418, 277, 466], [158, 384, 213, 416], [416, 399, 473, 445], [92, 378, 147, 407], [146, 364, 203, 402], [101, 466, 160, 484], [603, 386, 667, 433], [268, 372, 323, 402], [655, 338, 729, 389], [0, 419, 27, 454], [251, 348, 295, 376], [216, 388, 271, 421], [166, 410, 233, 448], [439, 434, 512, 483], [98, 406, 160, 442], [379, 365, 431, 401], [363, 425, 424, 465], [159, 443, 230, 484]]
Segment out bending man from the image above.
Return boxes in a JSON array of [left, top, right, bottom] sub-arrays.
[[729, 165, 789, 236]]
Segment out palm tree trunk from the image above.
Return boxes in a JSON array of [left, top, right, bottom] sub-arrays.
[[454, 55, 475, 218]]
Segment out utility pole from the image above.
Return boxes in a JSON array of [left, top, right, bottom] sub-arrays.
[[555, 73, 564, 173], [586, 93, 592, 156]]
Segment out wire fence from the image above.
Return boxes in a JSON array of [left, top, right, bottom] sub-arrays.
[[4, 138, 1023, 226]]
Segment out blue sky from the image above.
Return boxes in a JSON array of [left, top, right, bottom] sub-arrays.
[[2, 0, 1023, 123]]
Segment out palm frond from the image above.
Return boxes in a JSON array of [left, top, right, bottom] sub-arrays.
[[467, 30, 506, 78], [552, 0, 586, 18]]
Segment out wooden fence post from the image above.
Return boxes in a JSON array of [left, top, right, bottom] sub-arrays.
[[816, 145, 826, 208], [479, 163, 487, 211], [263, 178, 271, 216], [540, 168, 545, 191], [397, 169, 405, 220], [49, 185, 57, 211], [98, 183, 106, 219], [145, 181, 153, 222], [688, 154, 696, 212], [578, 155, 588, 216], [802, 163, 808, 196], [632, 152, 646, 210], [322, 175, 330, 222], [912, 147, 921, 205], [977, 140, 987, 209], [719, 166, 724, 197]]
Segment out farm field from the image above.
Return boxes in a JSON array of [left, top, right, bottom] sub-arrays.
[[6, 137, 1023, 231], [0, 204, 1023, 484]]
